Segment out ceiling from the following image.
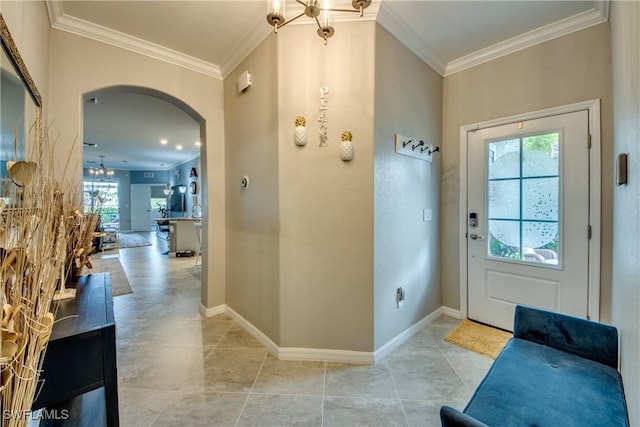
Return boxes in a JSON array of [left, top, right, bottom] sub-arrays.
[[48, 0, 607, 171]]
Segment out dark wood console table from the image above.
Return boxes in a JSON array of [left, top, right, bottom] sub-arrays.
[[32, 273, 119, 426]]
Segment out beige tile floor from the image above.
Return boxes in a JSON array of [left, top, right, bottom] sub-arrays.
[[106, 232, 492, 427]]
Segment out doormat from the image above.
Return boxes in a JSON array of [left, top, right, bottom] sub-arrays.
[[444, 319, 512, 359], [89, 257, 133, 297], [118, 232, 152, 248]]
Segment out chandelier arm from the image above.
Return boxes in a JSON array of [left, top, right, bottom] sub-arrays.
[[277, 11, 307, 29], [294, 0, 307, 7], [322, 7, 361, 13]]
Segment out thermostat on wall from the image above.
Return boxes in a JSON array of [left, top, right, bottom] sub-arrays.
[[241, 175, 250, 189], [238, 71, 252, 93]]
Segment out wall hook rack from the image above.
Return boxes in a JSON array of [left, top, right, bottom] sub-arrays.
[[394, 134, 437, 162]]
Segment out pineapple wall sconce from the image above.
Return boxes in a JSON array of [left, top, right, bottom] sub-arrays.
[[294, 116, 307, 146], [340, 131, 354, 161]]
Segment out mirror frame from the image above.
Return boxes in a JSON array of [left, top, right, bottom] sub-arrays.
[[0, 13, 42, 108]]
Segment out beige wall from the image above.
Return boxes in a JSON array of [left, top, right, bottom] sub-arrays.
[[373, 25, 443, 349], [441, 24, 613, 316], [277, 22, 375, 351], [47, 29, 226, 309], [224, 36, 280, 341], [610, 2, 640, 424]]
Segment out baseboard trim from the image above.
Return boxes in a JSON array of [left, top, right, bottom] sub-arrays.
[[199, 303, 225, 318], [199, 304, 454, 364], [223, 305, 280, 357], [442, 306, 463, 319], [278, 347, 373, 364], [373, 307, 444, 363]]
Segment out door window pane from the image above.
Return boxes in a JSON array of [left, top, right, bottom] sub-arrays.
[[522, 178, 559, 221], [487, 132, 560, 265], [489, 220, 520, 259], [488, 138, 520, 179], [523, 134, 559, 177], [488, 180, 520, 219]]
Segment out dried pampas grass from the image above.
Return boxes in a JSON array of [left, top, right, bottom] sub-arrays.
[[0, 118, 81, 427]]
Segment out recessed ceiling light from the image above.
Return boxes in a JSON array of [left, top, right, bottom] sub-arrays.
[[176, 145, 183, 150], [160, 139, 168, 145], [195, 141, 201, 147]]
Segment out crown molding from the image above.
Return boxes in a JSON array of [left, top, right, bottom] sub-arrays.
[[444, 4, 609, 76], [45, 0, 609, 81], [375, 2, 446, 76], [219, 25, 272, 79], [46, 1, 222, 79]]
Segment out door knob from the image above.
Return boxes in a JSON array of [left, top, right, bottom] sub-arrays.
[[469, 233, 485, 240]]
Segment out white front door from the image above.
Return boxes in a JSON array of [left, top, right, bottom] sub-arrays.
[[131, 184, 152, 231], [467, 110, 591, 330]]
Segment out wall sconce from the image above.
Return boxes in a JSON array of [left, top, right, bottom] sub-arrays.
[[340, 130, 354, 161], [178, 185, 187, 218], [294, 116, 307, 146]]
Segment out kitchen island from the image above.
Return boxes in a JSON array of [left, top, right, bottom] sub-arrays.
[[155, 218, 200, 254]]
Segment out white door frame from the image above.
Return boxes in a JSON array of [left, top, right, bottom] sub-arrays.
[[458, 99, 601, 321]]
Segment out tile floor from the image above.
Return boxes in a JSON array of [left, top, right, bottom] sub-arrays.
[[106, 232, 492, 427]]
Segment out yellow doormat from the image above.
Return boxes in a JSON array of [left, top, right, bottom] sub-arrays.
[[444, 319, 513, 359]]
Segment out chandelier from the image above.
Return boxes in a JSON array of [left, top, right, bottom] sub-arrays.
[[88, 155, 115, 181], [267, 0, 372, 44]]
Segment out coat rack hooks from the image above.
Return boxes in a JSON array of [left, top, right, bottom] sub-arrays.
[[394, 134, 440, 162]]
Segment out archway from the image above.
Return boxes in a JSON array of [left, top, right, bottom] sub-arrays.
[[81, 85, 206, 293]]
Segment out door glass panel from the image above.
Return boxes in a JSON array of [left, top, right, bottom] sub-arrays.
[[522, 178, 559, 220], [488, 219, 520, 259], [488, 138, 520, 179], [487, 132, 560, 265], [488, 180, 520, 219]]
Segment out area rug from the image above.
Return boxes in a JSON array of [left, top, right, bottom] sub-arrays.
[[88, 257, 133, 297], [118, 232, 152, 249], [444, 319, 512, 359]]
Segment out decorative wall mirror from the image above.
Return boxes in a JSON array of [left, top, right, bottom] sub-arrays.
[[0, 14, 43, 201]]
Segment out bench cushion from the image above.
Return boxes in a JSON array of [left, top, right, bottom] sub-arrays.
[[462, 338, 629, 427], [514, 305, 619, 368]]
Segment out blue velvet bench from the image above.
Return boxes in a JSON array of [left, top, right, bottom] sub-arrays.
[[441, 305, 630, 427]]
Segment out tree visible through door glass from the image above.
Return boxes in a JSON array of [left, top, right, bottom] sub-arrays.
[[487, 132, 560, 265]]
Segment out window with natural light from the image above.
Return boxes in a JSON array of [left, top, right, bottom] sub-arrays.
[[83, 181, 120, 225]]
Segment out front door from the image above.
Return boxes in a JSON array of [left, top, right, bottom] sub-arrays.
[[467, 110, 591, 330]]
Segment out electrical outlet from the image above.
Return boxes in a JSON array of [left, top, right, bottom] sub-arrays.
[[396, 287, 405, 308]]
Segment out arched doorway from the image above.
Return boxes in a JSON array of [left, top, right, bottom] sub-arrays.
[[81, 85, 206, 291]]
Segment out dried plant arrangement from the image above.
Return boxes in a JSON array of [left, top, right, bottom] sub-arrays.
[[0, 120, 80, 427]]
